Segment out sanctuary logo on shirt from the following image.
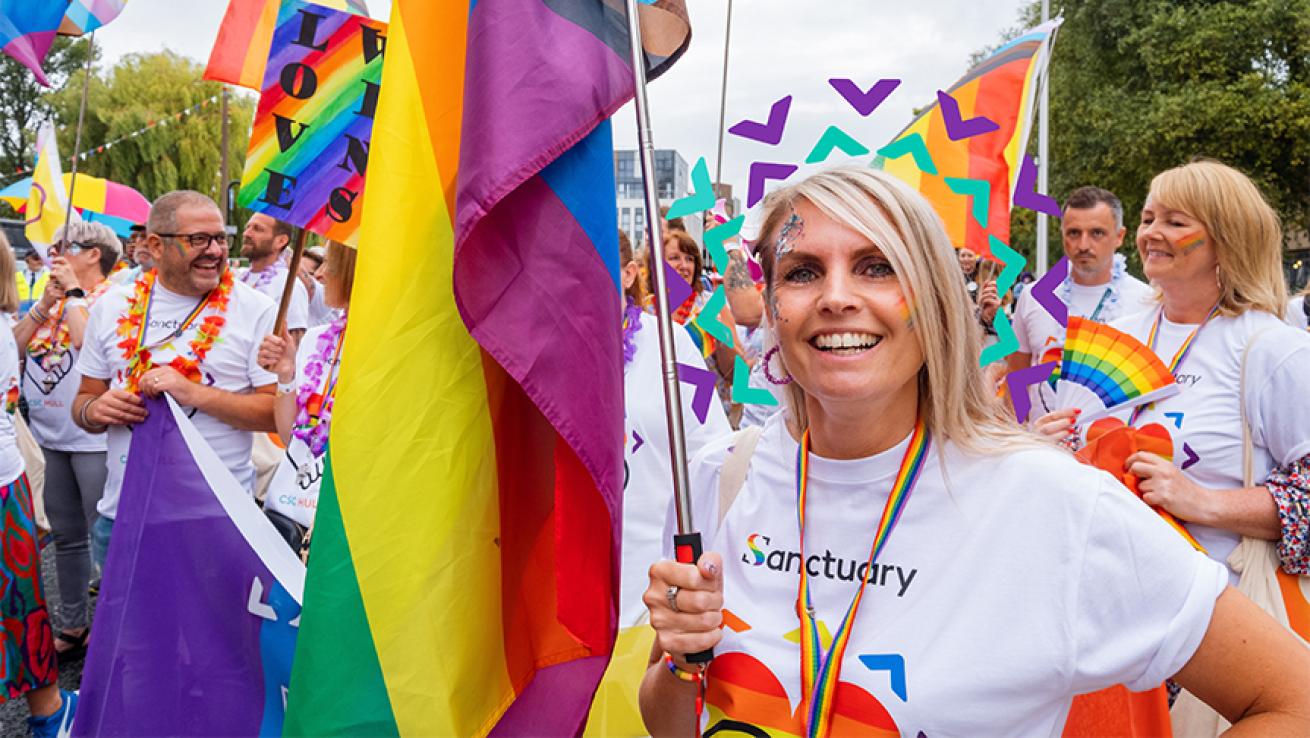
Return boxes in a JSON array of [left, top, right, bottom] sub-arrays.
[[741, 532, 919, 597]]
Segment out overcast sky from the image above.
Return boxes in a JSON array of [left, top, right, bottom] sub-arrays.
[[94, 0, 1032, 201]]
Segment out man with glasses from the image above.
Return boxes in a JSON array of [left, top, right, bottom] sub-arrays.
[[71, 191, 278, 571], [1005, 187, 1155, 421]]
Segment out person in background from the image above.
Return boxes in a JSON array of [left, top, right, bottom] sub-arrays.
[[16, 251, 49, 315], [240, 214, 309, 341], [256, 241, 356, 552], [1284, 282, 1310, 331], [11, 222, 119, 662], [1008, 187, 1154, 427], [0, 235, 79, 738], [112, 225, 151, 285], [649, 229, 745, 388], [299, 247, 335, 328]]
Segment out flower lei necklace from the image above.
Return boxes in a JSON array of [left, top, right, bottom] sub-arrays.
[[28, 278, 114, 371], [293, 310, 347, 457], [622, 297, 642, 366], [115, 269, 233, 394], [242, 262, 285, 291]]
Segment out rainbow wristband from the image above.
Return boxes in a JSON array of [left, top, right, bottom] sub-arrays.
[[664, 655, 701, 683]]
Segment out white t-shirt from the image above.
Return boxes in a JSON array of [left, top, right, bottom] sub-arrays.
[[307, 283, 336, 329], [622, 312, 731, 626], [264, 322, 340, 528], [77, 276, 278, 519], [677, 413, 1226, 737], [240, 264, 309, 332], [1012, 274, 1154, 415], [1285, 295, 1308, 330], [0, 321, 24, 486], [1093, 309, 1310, 574], [23, 294, 114, 453]]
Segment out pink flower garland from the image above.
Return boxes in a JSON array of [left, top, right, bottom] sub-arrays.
[[293, 310, 347, 456]]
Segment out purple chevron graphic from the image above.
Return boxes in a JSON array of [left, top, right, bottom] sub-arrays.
[[747, 162, 798, 208], [631, 431, 645, 453], [937, 90, 999, 140], [1181, 442, 1200, 470], [728, 95, 792, 145], [1005, 361, 1057, 424], [1014, 153, 1062, 218], [1031, 256, 1069, 327], [676, 362, 716, 425], [664, 260, 693, 308], [829, 78, 900, 116]]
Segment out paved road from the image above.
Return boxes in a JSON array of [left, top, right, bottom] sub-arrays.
[[1, 547, 88, 735]]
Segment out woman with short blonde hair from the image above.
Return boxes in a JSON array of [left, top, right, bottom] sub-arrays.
[[638, 165, 1310, 736]]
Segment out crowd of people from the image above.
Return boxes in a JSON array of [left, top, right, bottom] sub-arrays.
[[0, 191, 348, 736], [0, 156, 1308, 736]]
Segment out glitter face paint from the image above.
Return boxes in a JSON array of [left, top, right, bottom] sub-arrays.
[[775, 211, 805, 259]]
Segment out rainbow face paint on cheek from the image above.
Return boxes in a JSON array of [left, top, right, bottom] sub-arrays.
[[896, 295, 916, 330], [1177, 232, 1206, 254]]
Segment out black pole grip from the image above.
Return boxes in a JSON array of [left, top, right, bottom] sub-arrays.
[[673, 531, 714, 664]]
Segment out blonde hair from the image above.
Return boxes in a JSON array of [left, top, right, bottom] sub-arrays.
[[1147, 160, 1286, 316], [323, 240, 356, 302], [755, 165, 1026, 453], [0, 234, 19, 314]]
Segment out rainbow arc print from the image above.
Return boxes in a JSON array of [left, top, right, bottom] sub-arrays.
[[1058, 317, 1178, 421]]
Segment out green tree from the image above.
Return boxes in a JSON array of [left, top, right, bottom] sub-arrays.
[[993, 1, 1310, 273], [47, 51, 254, 211]]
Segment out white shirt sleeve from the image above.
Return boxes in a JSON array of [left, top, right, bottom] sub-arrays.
[[76, 297, 114, 382], [1070, 477, 1228, 693], [1285, 297, 1309, 331], [1248, 338, 1310, 465], [247, 299, 279, 388]]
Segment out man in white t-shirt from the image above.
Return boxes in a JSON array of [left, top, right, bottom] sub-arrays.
[[240, 213, 309, 340], [1007, 187, 1156, 418], [72, 191, 278, 569]]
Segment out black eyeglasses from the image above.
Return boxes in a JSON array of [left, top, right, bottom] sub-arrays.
[[157, 232, 233, 250]]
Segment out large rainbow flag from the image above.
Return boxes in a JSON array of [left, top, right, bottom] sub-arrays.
[[204, 0, 368, 90], [283, 1, 689, 735], [874, 20, 1061, 256]]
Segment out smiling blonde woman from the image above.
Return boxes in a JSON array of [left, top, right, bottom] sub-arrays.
[[637, 165, 1310, 737]]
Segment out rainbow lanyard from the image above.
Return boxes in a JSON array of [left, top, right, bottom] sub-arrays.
[[305, 335, 346, 424], [795, 420, 931, 738], [1128, 303, 1220, 426], [133, 283, 212, 357]]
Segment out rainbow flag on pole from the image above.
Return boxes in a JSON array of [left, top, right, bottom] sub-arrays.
[[204, 0, 368, 90], [283, 1, 689, 735], [874, 20, 1060, 256]]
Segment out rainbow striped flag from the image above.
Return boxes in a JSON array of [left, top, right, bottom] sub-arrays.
[[283, 1, 689, 736], [204, 0, 368, 90], [874, 20, 1060, 256], [0, 0, 71, 86]]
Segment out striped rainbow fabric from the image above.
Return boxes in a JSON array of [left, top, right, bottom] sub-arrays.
[[283, 1, 689, 735], [62, 0, 128, 34], [204, 0, 368, 90], [874, 20, 1060, 256]]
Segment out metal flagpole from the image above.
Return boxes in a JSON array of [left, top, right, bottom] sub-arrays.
[[1036, 0, 1050, 275], [713, 0, 734, 191], [623, 0, 711, 664], [62, 30, 97, 239]]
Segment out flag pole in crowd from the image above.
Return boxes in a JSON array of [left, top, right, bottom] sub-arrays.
[[273, 229, 307, 335], [61, 30, 96, 235], [1036, 0, 1051, 274], [623, 0, 711, 665], [713, 0, 734, 189]]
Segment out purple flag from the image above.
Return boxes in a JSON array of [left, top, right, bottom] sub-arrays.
[[74, 397, 306, 737]]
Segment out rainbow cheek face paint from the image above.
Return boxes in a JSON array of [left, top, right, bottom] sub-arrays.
[[1176, 232, 1206, 255]]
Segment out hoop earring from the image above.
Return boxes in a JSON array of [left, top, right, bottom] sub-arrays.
[[762, 346, 793, 386]]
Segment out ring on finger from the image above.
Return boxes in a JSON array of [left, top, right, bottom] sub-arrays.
[[666, 584, 681, 614]]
